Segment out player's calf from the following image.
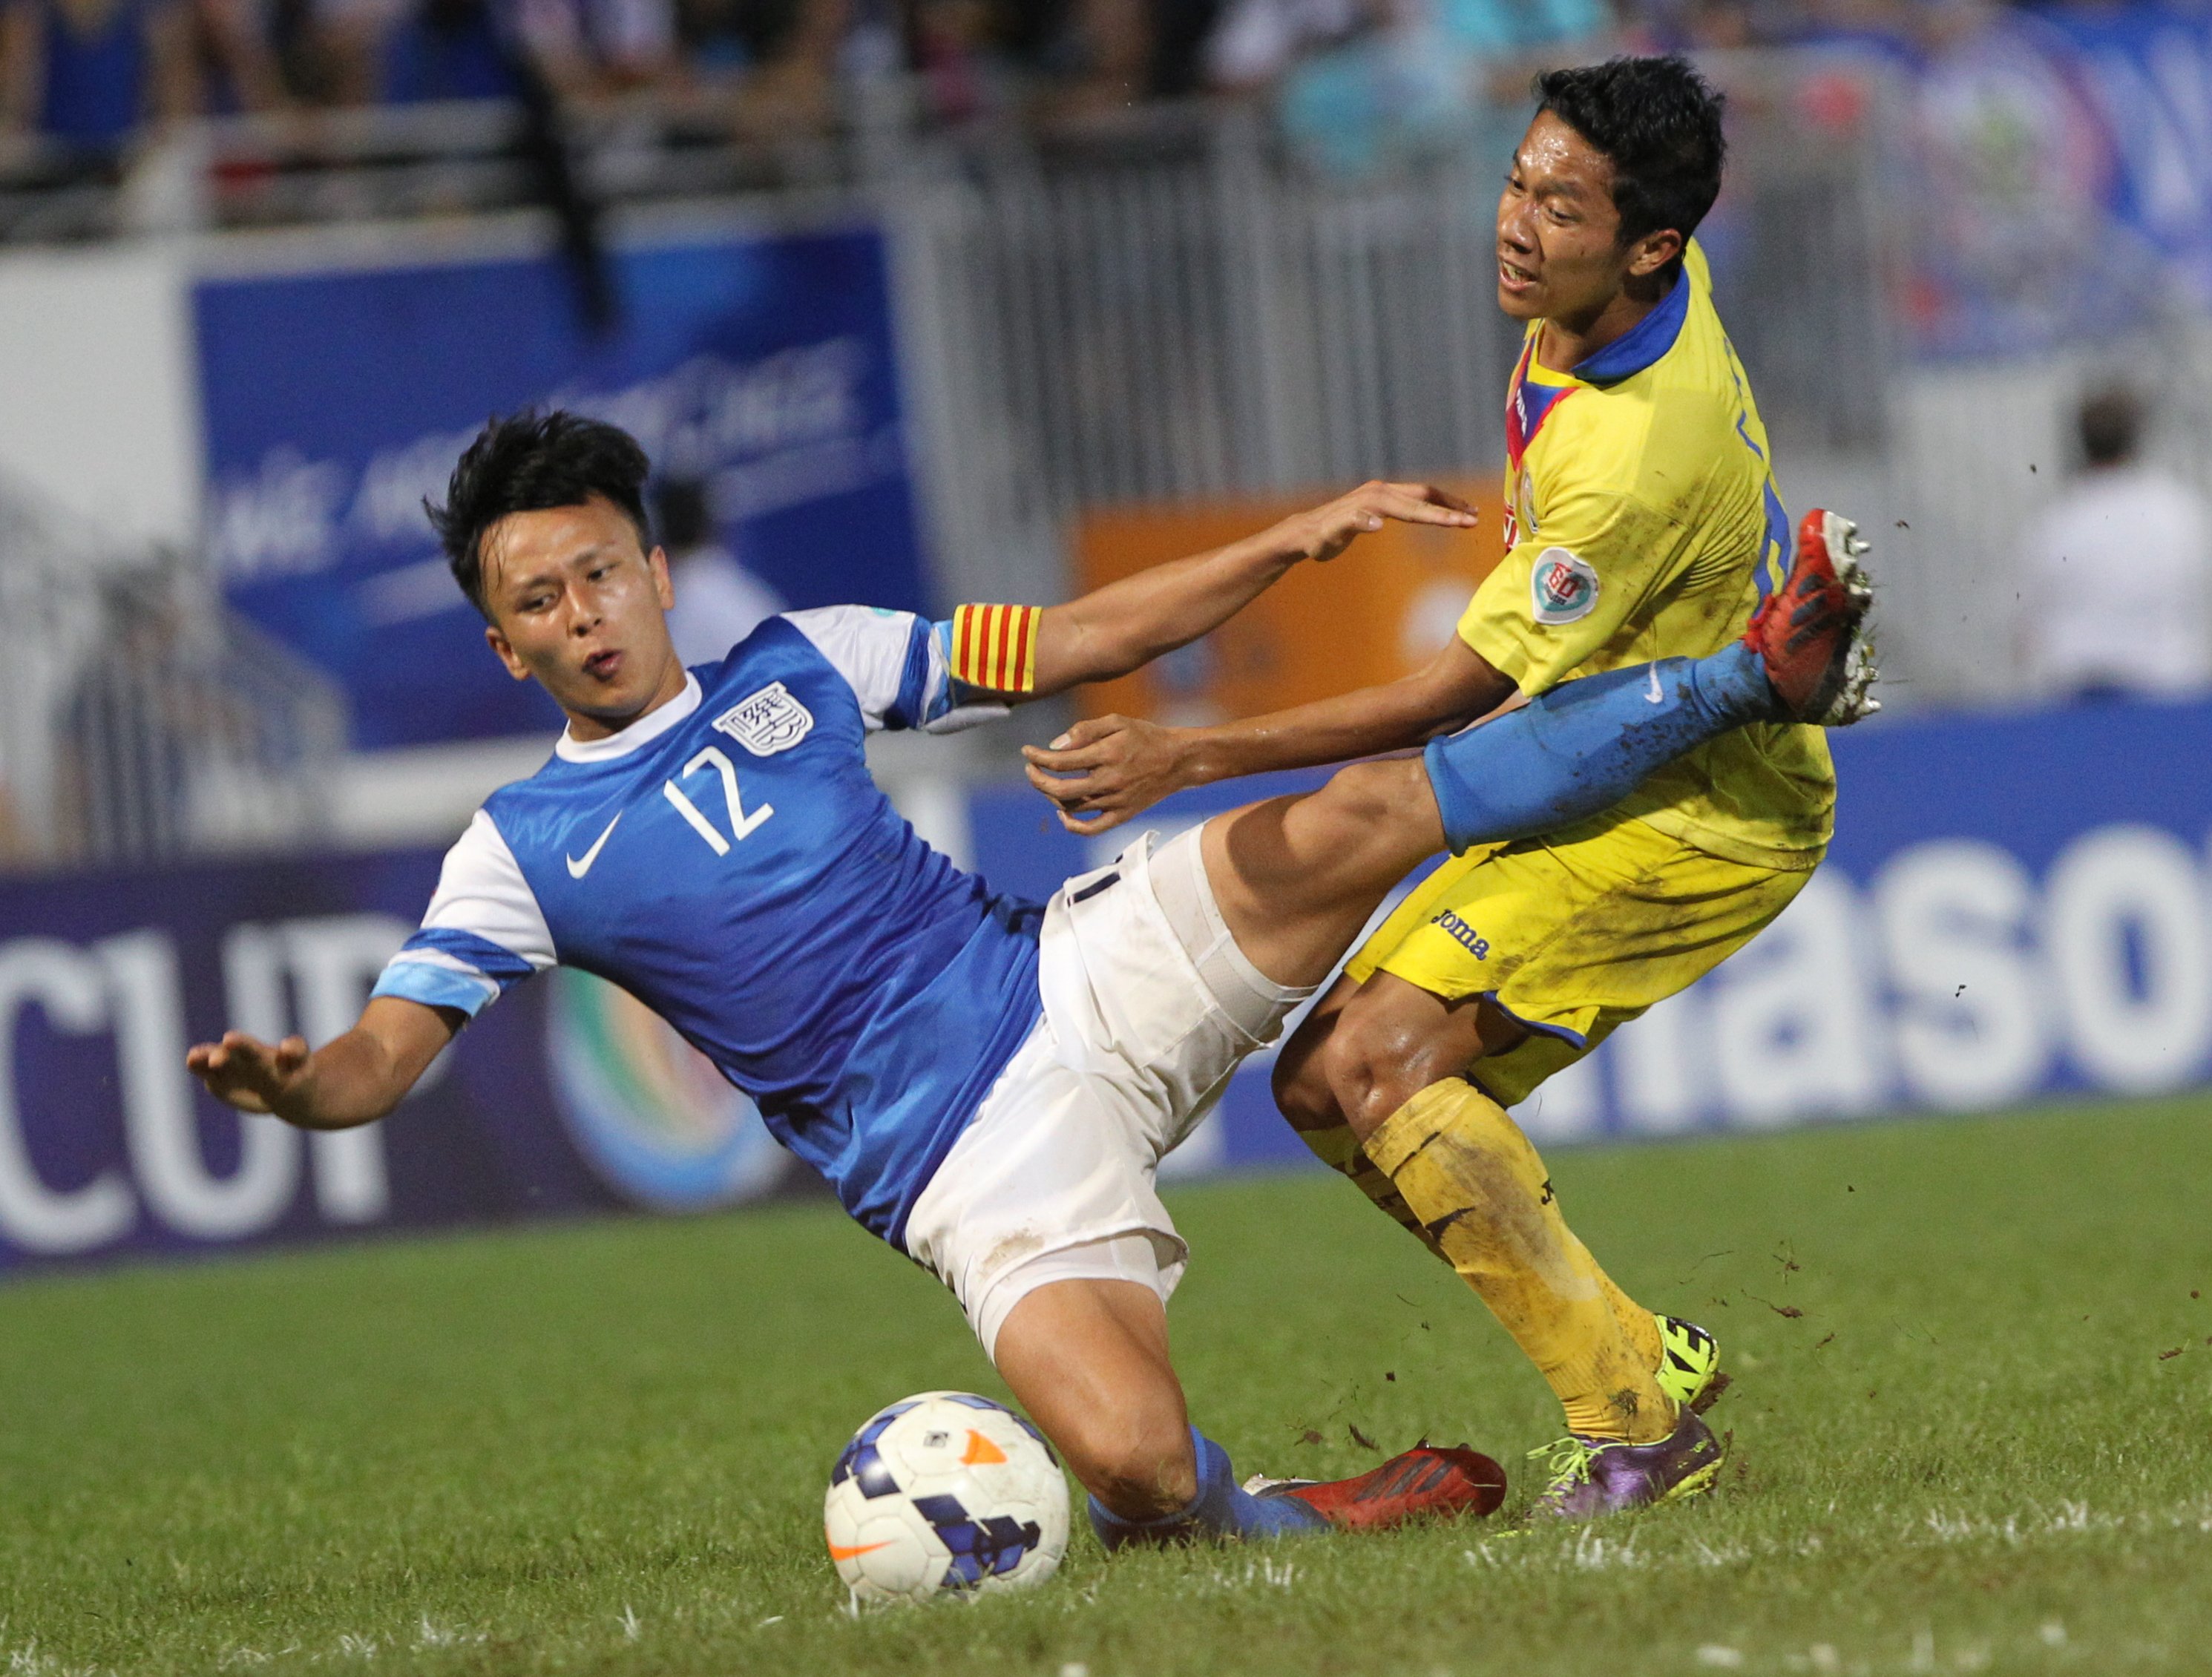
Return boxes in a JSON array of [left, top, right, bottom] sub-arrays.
[[991, 1276, 1204, 1523], [988, 1276, 1328, 1546], [1087, 1429, 1331, 1547], [1057, 1405, 1201, 1523]]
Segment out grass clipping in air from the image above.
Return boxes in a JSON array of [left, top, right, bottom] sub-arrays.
[[1, 1096, 2208, 1676]]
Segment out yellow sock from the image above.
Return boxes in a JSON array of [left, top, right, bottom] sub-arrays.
[[1291, 1114, 1447, 1259], [1298, 1108, 1666, 1363], [1364, 1078, 1676, 1443], [1601, 1271, 1665, 1373]]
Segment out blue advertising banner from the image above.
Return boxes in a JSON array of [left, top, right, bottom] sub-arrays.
[[966, 695, 2212, 1166], [0, 696, 2205, 1272], [0, 851, 795, 1272], [195, 223, 928, 748]]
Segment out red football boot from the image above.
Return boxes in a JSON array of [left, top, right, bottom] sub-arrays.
[[1745, 508, 1878, 725], [1246, 1445, 1508, 1532]]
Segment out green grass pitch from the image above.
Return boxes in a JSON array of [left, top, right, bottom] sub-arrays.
[[3, 1095, 2209, 1677]]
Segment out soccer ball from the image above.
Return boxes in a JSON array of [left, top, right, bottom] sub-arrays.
[[823, 1391, 1069, 1604]]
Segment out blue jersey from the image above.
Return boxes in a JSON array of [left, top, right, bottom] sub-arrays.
[[371, 608, 1043, 1244]]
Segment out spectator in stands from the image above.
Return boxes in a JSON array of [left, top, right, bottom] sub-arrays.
[[1203, 0, 1366, 91], [655, 476, 784, 666], [513, 0, 677, 94], [1058, 0, 1235, 113], [0, 0, 286, 151], [0, 0, 189, 150], [677, 0, 841, 91], [306, 0, 521, 106], [907, 0, 1190, 122], [1627, 0, 1755, 48], [316, 0, 680, 104], [1224, 0, 1613, 178], [0, 0, 197, 148], [713, 0, 850, 134], [2022, 384, 2212, 703]]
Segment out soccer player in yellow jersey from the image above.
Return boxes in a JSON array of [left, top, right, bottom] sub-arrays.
[[1023, 56, 1852, 1515]]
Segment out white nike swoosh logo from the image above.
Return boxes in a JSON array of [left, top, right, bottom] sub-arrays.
[[1645, 667, 1664, 704], [566, 813, 622, 879]]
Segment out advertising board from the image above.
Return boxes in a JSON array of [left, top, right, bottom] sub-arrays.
[[196, 223, 929, 749], [0, 697, 2205, 1272]]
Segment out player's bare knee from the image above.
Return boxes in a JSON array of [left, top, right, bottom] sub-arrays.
[[1270, 1017, 1342, 1134], [1319, 1033, 1380, 1140], [1324, 1019, 1455, 1142], [1316, 758, 1415, 838], [1270, 1057, 1337, 1136]]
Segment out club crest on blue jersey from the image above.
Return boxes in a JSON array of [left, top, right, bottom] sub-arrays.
[[714, 682, 815, 756], [1529, 548, 1599, 626]]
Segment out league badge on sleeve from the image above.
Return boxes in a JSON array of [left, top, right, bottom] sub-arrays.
[[1529, 548, 1600, 626], [715, 683, 815, 756]]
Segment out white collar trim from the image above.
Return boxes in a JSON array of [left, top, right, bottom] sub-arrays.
[[554, 672, 703, 763]]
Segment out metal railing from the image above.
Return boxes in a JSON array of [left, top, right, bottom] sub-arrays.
[[0, 90, 876, 243]]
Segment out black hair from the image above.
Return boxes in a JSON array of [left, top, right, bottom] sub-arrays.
[[1533, 56, 1727, 275], [2078, 384, 2142, 468], [652, 476, 716, 555], [426, 410, 653, 617]]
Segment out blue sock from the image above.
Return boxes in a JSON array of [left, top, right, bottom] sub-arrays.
[[1086, 1428, 1328, 1549], [1424, 641, 1780, 855]]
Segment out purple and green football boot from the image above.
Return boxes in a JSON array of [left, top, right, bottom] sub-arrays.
[[1529, 1408, 1725, 1520]]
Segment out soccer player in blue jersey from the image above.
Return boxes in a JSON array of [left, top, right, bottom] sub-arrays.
[[186, 410, 1869, 1550]]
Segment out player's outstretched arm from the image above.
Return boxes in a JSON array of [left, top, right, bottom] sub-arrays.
[[1022, 481, 1479, 701], [1024, 634, 1520, 835], [186, 996, 459, 1130]]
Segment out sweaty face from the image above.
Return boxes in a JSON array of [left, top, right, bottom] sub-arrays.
[[479, 495, 684, 738], [1494, 111, 1635, 328]]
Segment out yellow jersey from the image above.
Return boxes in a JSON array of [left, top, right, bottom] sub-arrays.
[[1457, 241, 1834, 868]]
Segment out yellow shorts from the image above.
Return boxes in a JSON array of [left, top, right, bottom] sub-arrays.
[[1344, 813, 1816, 1109]]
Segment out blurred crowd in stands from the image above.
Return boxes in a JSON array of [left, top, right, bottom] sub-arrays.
[[0, 0, 2076, 157]]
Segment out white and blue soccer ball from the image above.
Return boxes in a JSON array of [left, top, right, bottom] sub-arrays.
[[824, 1391, 1069, 1605]]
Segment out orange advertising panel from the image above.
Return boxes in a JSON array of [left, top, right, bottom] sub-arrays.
[[1073, 482, 1508, 725]]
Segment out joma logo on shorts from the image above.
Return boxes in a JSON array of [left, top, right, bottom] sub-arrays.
[[1432, 910, 1491, 960]]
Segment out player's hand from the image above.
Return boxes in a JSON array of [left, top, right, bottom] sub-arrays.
[[186, 1031, 312, 1117], [1268, 481, 1480, 565], [1021, 715, 1191, 836]]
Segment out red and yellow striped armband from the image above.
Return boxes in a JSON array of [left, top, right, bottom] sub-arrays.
[[950, 603, 1044, 695]]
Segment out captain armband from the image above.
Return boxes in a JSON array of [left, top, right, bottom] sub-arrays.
[[949, 603, 1044, 695]]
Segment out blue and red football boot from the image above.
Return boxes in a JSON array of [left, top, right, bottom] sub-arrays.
[[1245, 1444, 1509, 1531], [1745, 508, 1878, 726]]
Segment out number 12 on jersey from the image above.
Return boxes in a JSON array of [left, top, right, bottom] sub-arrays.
[[663, 747, 774, 856]]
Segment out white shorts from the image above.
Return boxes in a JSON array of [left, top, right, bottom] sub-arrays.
[[902, 827, 1307, 1362]]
